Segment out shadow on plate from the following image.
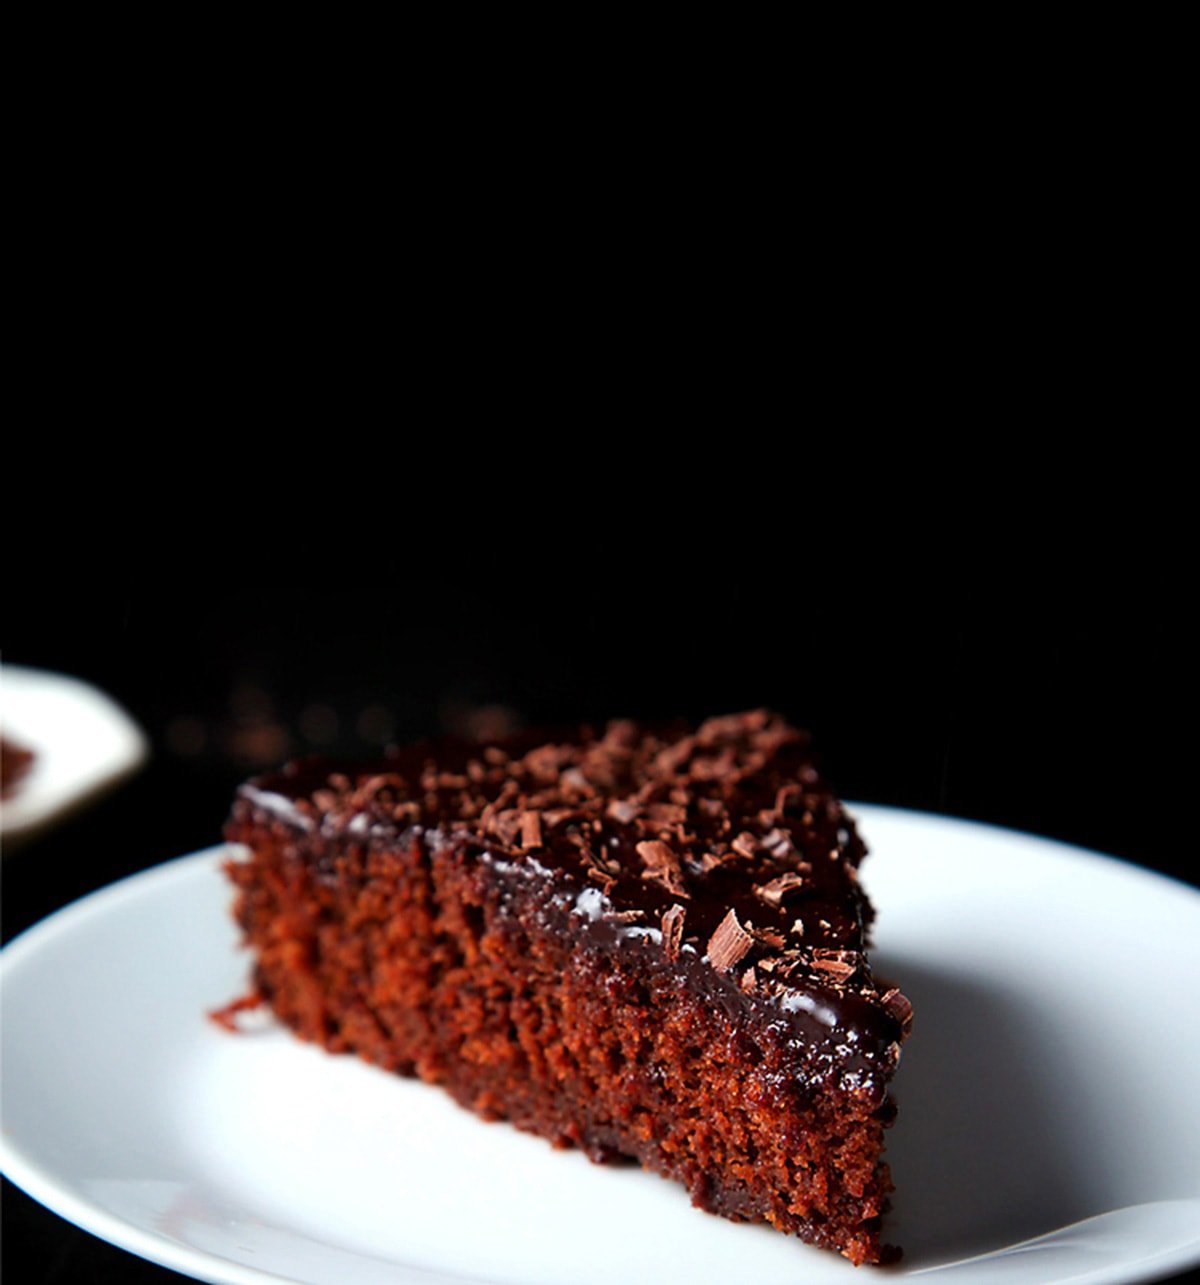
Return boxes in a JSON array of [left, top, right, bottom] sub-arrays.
[[874, 951, 1159, 1272]]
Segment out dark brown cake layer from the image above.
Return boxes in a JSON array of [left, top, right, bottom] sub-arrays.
[[223, 711, 910, 1265]]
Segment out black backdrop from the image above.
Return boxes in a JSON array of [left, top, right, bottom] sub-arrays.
[[4, 572, 1196, 1283]]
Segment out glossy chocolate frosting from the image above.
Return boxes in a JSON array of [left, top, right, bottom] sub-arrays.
[[234, 710, 910, 1099]]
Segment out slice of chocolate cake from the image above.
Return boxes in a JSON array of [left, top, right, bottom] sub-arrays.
[[221, 711, 911, 1265], [0, 736, 35, 799]]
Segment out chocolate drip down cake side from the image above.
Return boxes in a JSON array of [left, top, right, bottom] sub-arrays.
[[220, 711, 912, 1266]]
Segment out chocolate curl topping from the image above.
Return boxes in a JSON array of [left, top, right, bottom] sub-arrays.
[[810, 948, 861, 981], [707, 909, 754, 972], [606, 798, 641, 824], [747, 925, 786, 949], [774, 783, 799, 815], [587, 867, 617, 895], [652, 735, 696, 777], [661, 904, 686, 961], [488, 808, 523, 845], [636, 839, 690, 898], [760, 828, 799, 861], [882, 987, 914, 1034], [519, 811, 543, 850], [729, 832, 759, 860], [754, 871, 807, 907]]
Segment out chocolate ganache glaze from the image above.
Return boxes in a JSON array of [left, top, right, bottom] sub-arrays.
[[233, 710, 910, 1101]]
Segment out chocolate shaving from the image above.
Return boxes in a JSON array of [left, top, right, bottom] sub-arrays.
[[707, 909, 754, 972], [697, 709, 770, 744], [810, 948, 861, 981], [881, 987, 914, 1033], [580, 745, 620, 789], [748, 925, 786, 949], [587, 867, 617, 895], [478, 780, 519, 833], [754, 871, 807, 907], [652, 736, 695, 776], [605, 798, 641, 825], [691, 745, 737, 781], [636, 838, 677, 868], [519, 811, 543, 849], [523, 744, 563, 783], [489, 808, 523, 845], [636, 839, 690, 898], [573, 841, 601, 868], [560, 766, 593, 795], [542, 807, 582, 829], [740, 965, 758, 993], [661, 904, 686, 961], [646, 801, 688, 828], [602, 718, 638, 747], [760, 828, 799, 860], [730, 831, 758, 860]]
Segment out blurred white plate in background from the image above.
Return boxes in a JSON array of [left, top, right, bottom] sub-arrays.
[[1, 664, 147, 840]]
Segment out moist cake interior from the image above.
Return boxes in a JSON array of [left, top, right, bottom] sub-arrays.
[[220, 711, 911, 1265]]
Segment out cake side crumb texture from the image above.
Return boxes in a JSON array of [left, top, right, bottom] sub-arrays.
[[222, 710, 912, 1265]]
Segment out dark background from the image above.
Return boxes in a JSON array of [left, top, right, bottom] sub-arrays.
[[3, 572, 1196, 1283]]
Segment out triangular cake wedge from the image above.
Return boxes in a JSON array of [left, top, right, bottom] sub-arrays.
[[222, 710, 911, 1265]]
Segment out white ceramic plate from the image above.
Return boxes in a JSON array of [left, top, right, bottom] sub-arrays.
[[3, 808, 1199, 1285], [1, 664, 147, 840]]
